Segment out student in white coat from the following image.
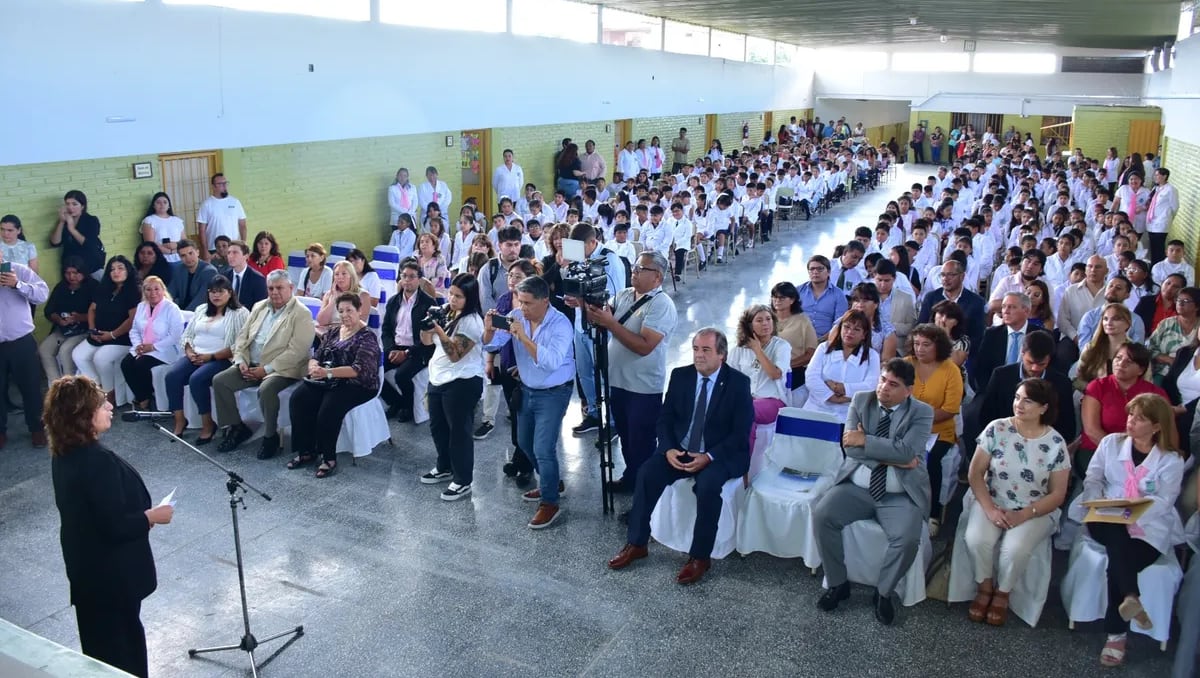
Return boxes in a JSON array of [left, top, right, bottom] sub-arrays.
[[666, 203, 694, 282], [1069, 393, 1185, 668], [802, 310, 881, 419]]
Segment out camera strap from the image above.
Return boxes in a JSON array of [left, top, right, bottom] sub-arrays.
[[617, 293, 655, 325]]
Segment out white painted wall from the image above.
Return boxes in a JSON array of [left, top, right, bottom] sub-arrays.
[[0, 0, 815, 165], [814, 99, 910, 127], [1143, 35, 1200, 147]]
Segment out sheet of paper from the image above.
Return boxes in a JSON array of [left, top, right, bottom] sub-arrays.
[[157, 487, 177, 508]]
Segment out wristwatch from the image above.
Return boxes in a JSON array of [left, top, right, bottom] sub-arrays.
[[325, 369, 333, 380], [1030, 505, 1038, 516]]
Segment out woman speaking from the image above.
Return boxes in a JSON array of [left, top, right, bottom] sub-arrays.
[[46, 375, 174, 678]]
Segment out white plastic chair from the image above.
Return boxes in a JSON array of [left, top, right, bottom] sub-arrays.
[[947, 492, 1054, 627], [649, 476, 745, 560], [330, 241, 355, 258], [736, 408, 844, 569], [1060, 533, 1181, 649]]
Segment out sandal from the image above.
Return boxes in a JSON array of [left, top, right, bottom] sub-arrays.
[[287, 454, 316, 470], [1118, 595, 1153, 630], [1100, 636, 1126, 667], [985, 591, 1009, 626], [968, 582, 993, 623], [315, 460, 337, 478]]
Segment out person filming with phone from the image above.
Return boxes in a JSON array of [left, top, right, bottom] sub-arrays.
[[0, 249, 50, 449]]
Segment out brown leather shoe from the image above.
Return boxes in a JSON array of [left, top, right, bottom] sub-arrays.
[[608, 544, 648, 570], [522, 481, 566, 503], [30, 431, 47, 448], [676, 557, 710, 585], [528, 503, 562, 530]]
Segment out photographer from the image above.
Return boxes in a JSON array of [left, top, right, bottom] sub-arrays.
[[584, 251, 677, 495], [474, 226, 522, 439], [483, 276, 576, 530], [562, 223, 624, 435], [417, 273, 486, 501]]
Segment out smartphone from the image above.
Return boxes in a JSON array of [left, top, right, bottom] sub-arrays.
[[0, 262, 10, 274], [492, 315, 511, 331], [90, 328, 102, 335]]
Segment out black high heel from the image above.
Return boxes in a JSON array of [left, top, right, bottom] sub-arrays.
[[287, 454, 316, 470]]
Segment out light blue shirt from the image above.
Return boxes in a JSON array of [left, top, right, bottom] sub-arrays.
[[685, 365, 722, 457], [1076, 306, 1145, 351], [797, 281, 849, 339], [484, 305, 575, 389], [0, 263, 49, 342]]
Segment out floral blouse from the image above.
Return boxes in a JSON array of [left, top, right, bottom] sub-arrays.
[[976, 418, 1070, 511], [314, 325, 380, 391], [1148, 316, 1198, 379]]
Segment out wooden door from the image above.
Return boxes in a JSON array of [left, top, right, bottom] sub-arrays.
[[460, 129, 492, 213], [1127, 119, 1162, 157], [705, 114, 718, 153], [614, 119, 632, 170], [159, 150, 219, 240], [763, 112, 774, 141]]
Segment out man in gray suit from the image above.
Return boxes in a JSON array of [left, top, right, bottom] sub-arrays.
[[813, 357, 934, 626]]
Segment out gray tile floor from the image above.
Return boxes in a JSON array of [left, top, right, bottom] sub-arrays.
[[0, 166, 1180, 677]]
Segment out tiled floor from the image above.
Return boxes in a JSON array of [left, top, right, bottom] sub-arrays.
[[0, 166, 1180, 677]]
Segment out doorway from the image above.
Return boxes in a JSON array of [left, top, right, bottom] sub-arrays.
[[159, 150, 219, 240], [460, 129, 492, 213]]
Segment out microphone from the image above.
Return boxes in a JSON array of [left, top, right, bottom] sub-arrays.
[[121, 410, 175, 423]]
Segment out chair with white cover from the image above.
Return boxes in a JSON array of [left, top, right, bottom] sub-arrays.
[[373, 264, 397, 305], [286, 250, 307, 284], [333, 334, 391, 459], [295, 296, 322, 322], [326, 254, 345, 267], [385, 366, 430, 425], [329, 241, 355, 258], [372, 245, 402, 270], [152, 310, 200, 428], [947, 492, 1054, 627], [1060, 533, 1182, 649], [737, 408, 844, 569], [649, 474, 746, 560], [830, 520, 933, 607]]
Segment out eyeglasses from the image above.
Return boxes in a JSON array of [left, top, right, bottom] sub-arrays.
[[399, 273, 420, 280], [1178, 298, 1196, 306], [807, 266, 826, 273], [633, 265, 660, 274]]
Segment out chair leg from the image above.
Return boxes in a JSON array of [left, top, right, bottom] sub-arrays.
[[1068, 620, 1075, 631]]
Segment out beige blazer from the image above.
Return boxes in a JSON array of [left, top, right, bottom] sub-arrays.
[[232, 296, 315, 380]]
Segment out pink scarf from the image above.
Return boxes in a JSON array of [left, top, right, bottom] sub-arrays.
[[1123, 454, 1150, 537], [141, 301, 165, 346], [398, 183, 411, 210]]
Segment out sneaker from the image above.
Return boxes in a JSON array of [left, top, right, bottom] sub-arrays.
[[523, 481, 566, 502], [420, 469, 452, 484], [473, 422, 495, 440], [571, 415, 600, 436], [441, 483, 472, 501], [528, 502, 563, 530]]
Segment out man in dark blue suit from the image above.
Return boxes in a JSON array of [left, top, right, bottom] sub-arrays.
[[221, 240, 268, 310], [916, 259, 985, 358], [607, 328, 754, 585]]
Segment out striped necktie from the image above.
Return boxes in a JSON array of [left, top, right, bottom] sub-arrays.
[[868, 408, 893, 501]]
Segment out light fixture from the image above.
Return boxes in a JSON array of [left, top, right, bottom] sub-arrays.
[[940, 34, 948, 43], [909, 16, 918, 25]]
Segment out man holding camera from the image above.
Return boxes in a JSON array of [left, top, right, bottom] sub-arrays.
[[483, 276, 576, 530], [562, 223, 624, 435], [474, 226, 523, 439], [584, 251, 677, 496]]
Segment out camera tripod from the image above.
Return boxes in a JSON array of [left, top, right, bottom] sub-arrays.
[[586, 320, 618, 514]]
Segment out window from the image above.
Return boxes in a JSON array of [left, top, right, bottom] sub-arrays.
[[381, 0, 505, 32], [972, 52, 1056, 74], [891, 52, 969, 72], [163, 0, 369, 21], [511, 0, 598, 43], [775, 42, 800, 67], [709, 29, 745, 61], [601, 8, 662, 49], [815, 49, 888, 71], [746, 36, 774, 65], [663, 19, 709, 56]]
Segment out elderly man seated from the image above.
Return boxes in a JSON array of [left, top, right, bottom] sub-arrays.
[[212, 270, 315, 459], [812, 358, 933, 626]]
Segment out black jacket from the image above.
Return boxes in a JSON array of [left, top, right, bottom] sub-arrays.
[[52, 442, 156, 606], [971, 363, 1077, 443], [222, 266, 268, 311], [381, 288, 437, 365], [1134, 294, 1160, 339], [917, 287, 986, 360]]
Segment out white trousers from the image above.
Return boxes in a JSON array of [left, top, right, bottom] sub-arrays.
[[964, 503, 1055, 592], [72, 342, 128, 391]]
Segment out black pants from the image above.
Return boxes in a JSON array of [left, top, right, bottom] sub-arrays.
[[674, 249, 687, 276], [610, 387, 662, 486], [0, 333, 44, 435], [76, 599, 147, 678], [289, 381, 376, 463], [1148, 232, 1168, 266], [428, 376, 484, 485], [119, 354, 165, 404], [1088, 522, 1162, 633], [497, 368, 529, 471], [761, 209, 774, 238], [928, 439, 955, 518], [380, 350, 424, 412], [912, 143, 925, 164]]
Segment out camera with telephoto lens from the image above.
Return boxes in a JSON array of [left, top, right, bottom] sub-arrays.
[[562, 258, 609, 308], [419, 305, 448, 331]]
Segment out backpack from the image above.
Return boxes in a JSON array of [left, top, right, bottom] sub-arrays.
[[604, 245, 632, 288]]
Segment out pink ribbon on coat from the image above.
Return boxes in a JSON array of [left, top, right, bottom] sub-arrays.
[[1123, 458, 1149, 538]]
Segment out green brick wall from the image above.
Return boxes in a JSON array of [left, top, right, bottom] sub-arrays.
[[716, 112, 765, 152], [1162, 136, 1200, 280], [771, 108, 813, 127], [491, 120, 614, 201], [1070, 105, 1161, 160], [631, 115, 703, 158]]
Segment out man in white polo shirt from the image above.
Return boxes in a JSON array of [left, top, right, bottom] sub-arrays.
[[197, 173, 247, 262]]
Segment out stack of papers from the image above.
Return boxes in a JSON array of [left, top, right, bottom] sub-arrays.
[[779, 468, 821, 492]]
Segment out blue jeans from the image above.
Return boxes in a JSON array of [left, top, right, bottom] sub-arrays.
[[517, 381, 573, 504], [164, 357, 229, 414], [574, 331, 603, 418], [556, 177, 580, 198]]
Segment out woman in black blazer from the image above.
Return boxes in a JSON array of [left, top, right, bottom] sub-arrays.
[[45, 375, 173, 678]]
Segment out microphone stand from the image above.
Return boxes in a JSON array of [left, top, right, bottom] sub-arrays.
[[149, 424, 303, 676]]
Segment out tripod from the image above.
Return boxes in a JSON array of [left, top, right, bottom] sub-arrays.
[[586, 321, 617, 514], [151, 425, 304, 677]]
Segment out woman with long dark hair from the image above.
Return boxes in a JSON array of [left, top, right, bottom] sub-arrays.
[[72, 256, 140, 404], [140, 192, 184, 262], [418, 273, 486, 500], [50, 189, 106, 278], [556, 143, 584, 197], [133, 241, 173, 287], [890, 244, 921, 294]]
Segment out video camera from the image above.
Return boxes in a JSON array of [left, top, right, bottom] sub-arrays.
[[560, 238, 609, 307]]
